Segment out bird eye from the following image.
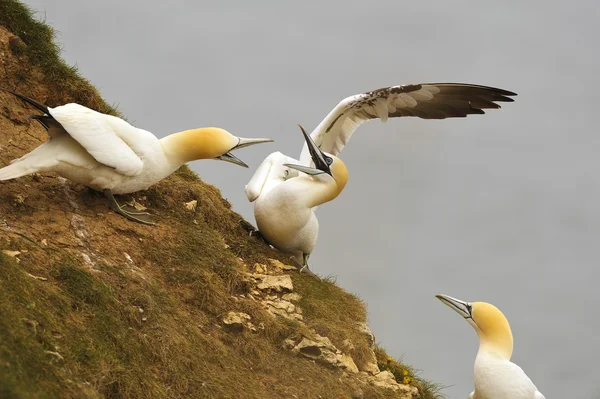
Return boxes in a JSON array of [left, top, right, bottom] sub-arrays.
[[326, 157, 333, 165]]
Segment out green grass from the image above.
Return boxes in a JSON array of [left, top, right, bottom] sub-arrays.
[[0, 1, 445, 397], [375, 346, 445, 399], [0, 0, 121, 115]]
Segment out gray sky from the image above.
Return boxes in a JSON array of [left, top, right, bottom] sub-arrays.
[[22, 1, 600, 397]]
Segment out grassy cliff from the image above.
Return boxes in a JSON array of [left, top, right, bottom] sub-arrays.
[[0, 1, 441, 398]]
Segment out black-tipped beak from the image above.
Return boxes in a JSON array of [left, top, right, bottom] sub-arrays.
[[215, 152, 248, 168], [298, 124, 332, 176], [436, 294, 473, 320]]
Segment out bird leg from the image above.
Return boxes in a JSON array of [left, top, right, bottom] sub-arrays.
[[290, 254, 320, 280], [103, 189, 155, 225]]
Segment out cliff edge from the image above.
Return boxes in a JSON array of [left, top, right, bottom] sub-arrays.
[[0, 2, 441, 398]]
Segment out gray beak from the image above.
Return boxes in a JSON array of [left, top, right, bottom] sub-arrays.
[[436, 294, 473, 320], [215, 152, 248, 168], [215, 137, 273, 168], [283, 163, 325, 176], [233, 137, 274, 150]]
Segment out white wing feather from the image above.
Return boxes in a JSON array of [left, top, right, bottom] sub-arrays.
[[49, 104, 145, 176], [245, 152, 299, 201], [299, 83, 515, 165]]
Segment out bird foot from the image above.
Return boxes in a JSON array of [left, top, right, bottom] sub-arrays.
[[289, 256, 320, 280], [104, 189, 156, 225]]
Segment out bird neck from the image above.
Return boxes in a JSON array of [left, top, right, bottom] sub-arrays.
[[160, 128, 234, 164], [294, 176, 343, 208], [477, 326, 514, 360]]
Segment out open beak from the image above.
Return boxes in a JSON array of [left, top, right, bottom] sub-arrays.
[[215, 152, 249, 168], [215, 137, 274, 168], [284, 124, 332, 176], [435, 294, 473, 320]]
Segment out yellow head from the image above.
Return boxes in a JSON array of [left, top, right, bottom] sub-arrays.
[[436, 295, 514, 359], [329, 155, 348, 195], [161, 127, 273, 167]]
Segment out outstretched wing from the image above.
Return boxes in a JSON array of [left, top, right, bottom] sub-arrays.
[[299, 83, 516, 165]]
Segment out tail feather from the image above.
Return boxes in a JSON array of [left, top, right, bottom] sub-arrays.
[[0, 161, 38, 181]]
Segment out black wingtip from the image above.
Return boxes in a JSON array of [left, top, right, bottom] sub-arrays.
[[0, 87, 50, 115]]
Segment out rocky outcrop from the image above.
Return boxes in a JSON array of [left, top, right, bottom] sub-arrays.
[[221, 258, 417, 397]]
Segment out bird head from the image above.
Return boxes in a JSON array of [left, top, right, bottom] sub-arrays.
[[167, 127, 273, 167], [283, 124, 348, 193], [436, 294, 514, 359]]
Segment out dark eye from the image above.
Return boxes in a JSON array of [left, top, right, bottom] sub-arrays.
[[326, 157, 333, 165]]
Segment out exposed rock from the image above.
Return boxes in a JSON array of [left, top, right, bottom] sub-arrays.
[[257, 275, 293, 292], [357, 322, 376, 348], [365, 371, 418, 397], [263, 300, 304, 321], [254, 263, 267, 274], [282, 292, 302, 302], [183, 200, 197, 211], [269, 258, 297, 271], [342, 339, 355, 351], [339, 353, 359, 374], [362, 359, 380, 375], [222, 311, 252, 332], [286, 334, 359, 374]]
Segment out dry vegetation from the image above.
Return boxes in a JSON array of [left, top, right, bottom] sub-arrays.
[[0, 1, 442, 398]]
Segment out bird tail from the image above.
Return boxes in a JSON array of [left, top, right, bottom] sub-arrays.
[[0, 161, 38, 181]]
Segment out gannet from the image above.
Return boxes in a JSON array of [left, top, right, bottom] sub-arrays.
[[245, 83, 516, 274], [436, 294, 546, 399], [0, 89, 273, 224]]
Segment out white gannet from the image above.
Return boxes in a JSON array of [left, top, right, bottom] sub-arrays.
[[0, 89, 273, 224], [245, 83, 516, 275], [436, 294, 546, 399]]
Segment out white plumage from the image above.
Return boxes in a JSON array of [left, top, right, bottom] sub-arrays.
[[436, 295, 545, 399], [1, 89, 272, 223], [247, 83, 516, 273]]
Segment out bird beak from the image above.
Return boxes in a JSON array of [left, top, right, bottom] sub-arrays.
[[215, 152, 249, 168], [283, 163, 325, 176], [232, 137, 274, 150], [436, 294, 473, 320], [284, 124, 332, 176], [215, 137, 273, 168]]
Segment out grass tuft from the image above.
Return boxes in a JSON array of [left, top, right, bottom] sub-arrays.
[[0, 0, 121, 115], [375, 346, 446, 399]]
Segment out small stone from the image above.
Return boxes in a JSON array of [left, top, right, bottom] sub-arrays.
[[142, 317, 147, 322], [269, 259, 297, 271], [222, 311, 252, 332], [2, 250, 21, 258], [12, 194, 25, 205], [184, 200, 197, 211], [126, 199, 147, 211], [254, 263, 266, 274]]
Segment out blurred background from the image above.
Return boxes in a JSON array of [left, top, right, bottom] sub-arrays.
[[21, 1, 600, 397]]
